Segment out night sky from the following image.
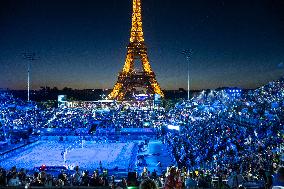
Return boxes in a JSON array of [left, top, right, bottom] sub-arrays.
[[1, 0, 284, 90]]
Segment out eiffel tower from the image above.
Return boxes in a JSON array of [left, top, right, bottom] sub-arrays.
[[108, 0, 164, 100]]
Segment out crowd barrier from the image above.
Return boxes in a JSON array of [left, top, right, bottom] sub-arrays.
[[2, 187, 112, 189]]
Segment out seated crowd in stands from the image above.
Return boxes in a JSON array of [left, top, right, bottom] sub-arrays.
[[0, 78, 283, 188]]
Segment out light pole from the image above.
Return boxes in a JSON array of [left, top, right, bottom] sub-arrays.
[[23, 52, 36, 102], [182, 49, 193, 101]]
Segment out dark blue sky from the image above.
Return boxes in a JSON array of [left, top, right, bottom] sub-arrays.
[[0, 0, 284, 90]]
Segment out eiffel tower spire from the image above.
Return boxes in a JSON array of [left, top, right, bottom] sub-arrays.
[[108, 0, 164, 100], [130, 0, 144, 43]]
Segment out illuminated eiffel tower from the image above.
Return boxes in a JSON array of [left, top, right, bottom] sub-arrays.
[[108, 0, 164, 100]]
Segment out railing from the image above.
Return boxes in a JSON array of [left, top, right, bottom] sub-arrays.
[[2, 187, 111, 189]]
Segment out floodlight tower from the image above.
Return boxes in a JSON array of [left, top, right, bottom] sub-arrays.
[[182, 49, 193, 101], [23, 52, 36, 102]]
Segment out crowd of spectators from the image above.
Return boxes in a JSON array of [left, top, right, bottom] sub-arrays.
[[0, 164, 283, 188], [165, 79, 284, 188], [0, 78, 283, 188]]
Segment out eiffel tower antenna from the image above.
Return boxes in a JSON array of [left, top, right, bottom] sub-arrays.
[[108, 0, 164, 100]]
